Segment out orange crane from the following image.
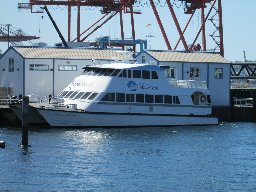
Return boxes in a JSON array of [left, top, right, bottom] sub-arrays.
[[18, 0, 138, 51]]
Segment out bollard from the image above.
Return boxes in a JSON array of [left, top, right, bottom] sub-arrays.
[[21, 96, 29, 147], [0, 141, 6, 149]]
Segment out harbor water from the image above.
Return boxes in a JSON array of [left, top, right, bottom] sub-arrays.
[[1, 123, 256, 191]]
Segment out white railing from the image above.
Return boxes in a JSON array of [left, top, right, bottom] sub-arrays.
[[0, 99, 19, 108], [169, 80, 207, 89]]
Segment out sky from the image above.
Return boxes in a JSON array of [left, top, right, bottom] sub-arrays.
[[0, 0, 256, 62]]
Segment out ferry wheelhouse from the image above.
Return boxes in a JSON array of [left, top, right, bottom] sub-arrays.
[[36, 63, 218, 127]]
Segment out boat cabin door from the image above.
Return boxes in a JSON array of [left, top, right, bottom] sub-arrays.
[[192, 91, 207, 105]]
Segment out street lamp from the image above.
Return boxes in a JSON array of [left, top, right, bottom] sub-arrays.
[[6, 24, 11, 48]]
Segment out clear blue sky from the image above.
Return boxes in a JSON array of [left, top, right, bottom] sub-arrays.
[[0, 0, 255, 62]]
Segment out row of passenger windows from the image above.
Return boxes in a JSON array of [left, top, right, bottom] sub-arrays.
[[83, 67, 159, 79], [101, 93, 180, 104], [58, 91, 180, 104], [59, 91, 98, 100]]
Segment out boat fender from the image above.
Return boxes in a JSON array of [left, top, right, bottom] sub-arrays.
[[200, 95, 206, 102]]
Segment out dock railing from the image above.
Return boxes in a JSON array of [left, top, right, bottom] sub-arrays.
[[169, 80, 207, 89], [0, 99, 19, 108]]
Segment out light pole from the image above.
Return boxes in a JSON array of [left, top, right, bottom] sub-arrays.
[[6, 24, 11, 48]]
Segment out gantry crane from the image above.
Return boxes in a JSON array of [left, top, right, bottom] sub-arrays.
[[18, 0, 224, 55], [18, 0, 138, 51], [0, 23, 39, 47], [149, 0, 224, 56]]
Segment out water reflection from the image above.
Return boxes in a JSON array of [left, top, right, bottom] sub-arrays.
[[1, 123, 256, 191]]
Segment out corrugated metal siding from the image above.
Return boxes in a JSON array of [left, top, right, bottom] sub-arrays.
[[13, 47, 131, 60], [147, 51, 230, 63]]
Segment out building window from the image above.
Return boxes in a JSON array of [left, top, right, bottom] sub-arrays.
[[29, 64, 49, 71], [58, 65, 77, 71], [167, 67, 175, 78], [142, 56, 145, 63], [190, 67, 200, 78], [214, 68, 223, 79], [9, 58, 14, 72]]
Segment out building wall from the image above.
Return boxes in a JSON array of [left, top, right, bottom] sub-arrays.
[[136, 53, 157, 65], [24, 58, 54, 101], [208, 63, 230, 106], [0, 49, 24, 97], [24, 58, 114, 99]]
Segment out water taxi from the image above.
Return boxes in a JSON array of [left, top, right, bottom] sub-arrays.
[[36, 63, 218, 127]]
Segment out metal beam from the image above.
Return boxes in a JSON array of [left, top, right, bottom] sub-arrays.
[[149, 0, 172, 50], [166, 0, 188, 50]]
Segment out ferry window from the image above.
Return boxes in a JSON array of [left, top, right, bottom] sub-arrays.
[[60, 91, 69, 97], [173, 96, 180, 104], [190, 67, 200, 78], [9, 58, 14, 72], [128, 70, 132, 78], [167, 67, 175, 78], [136, 94, 144, 103], [98, 68, 107, 76], [104, 69, 115, 76], [80, 92, 92, 100], [101, 93, 115, 102], [155, 95, 163, 103], [133, 70, 141, 78], [151, 71, 158, 79], [58, 65, 77, 71], [116, 93, 125, 102], [93, 68, 102, 76], [164, 95, 172, 104], [86, 68, 96, 76], [118, 70, 127, 78], [111, 69, 121, 76], [74, 92, 85, 99], [145, 94, 154, 103], [29, 64, 49, 71], [64, 91, 74, 98], [88, 93, 98, 100], [142, 70, 150, 79], [126, 94, 135, 102], [69, 91, 79, 98], [83, 67, 91, 74], [57, 91, 63, 97], [207, 95, 211, 103], [122, 70, 127, 77], [214, 68, 223, 79], [142, 56, 145, 63]]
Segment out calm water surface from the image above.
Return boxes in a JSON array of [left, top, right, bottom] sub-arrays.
[[1, 123, 256, 192]]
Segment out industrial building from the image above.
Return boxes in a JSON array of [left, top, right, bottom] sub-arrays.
[[136, 50, 231, 107], [0, 47, 133, 100]]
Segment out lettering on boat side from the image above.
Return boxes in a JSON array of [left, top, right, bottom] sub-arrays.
[[127, 81, 158, 91], [71, 82, 93, 87]]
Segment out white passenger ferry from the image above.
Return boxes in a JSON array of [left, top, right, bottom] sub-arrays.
[[36, 63, 218, 127]]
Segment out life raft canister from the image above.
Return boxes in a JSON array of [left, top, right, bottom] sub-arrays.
[[200, 95, 207, 102]]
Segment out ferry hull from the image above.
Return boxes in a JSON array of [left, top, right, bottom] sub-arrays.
[[37, 109, 218, 127]]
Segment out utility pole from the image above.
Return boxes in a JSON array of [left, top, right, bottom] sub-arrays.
[[6, 24, 11, 48]]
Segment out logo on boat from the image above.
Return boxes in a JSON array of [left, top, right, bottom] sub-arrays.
[[127, 81, 159, 91], [127, 81, 138, 91]]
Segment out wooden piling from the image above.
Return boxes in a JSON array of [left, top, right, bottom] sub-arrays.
[[21, 96, 29, 147], [0, 141, 6, 149]]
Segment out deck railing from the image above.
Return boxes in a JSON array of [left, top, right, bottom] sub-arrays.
[[0, 99, 19, 108], [169, 80, 207, 89]]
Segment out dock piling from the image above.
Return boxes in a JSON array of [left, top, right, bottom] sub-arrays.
[[21, 96, 29, 147], [0, 141, 6, 149]]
